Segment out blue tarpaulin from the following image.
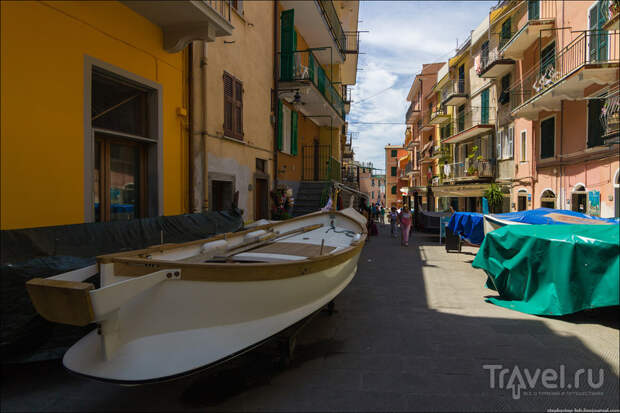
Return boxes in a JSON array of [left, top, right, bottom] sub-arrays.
[[448, 212, 485, 245], [488, 208, 618, 225]]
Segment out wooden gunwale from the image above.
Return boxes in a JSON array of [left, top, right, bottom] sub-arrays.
[[100, 210, 367, 282]]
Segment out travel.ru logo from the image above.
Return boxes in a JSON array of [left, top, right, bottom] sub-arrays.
[[483, 364, 604, 400]]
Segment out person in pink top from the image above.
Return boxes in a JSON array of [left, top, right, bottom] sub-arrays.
[[398, 206, 412, 247]]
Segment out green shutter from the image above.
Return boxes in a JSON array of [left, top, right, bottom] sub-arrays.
[[277, 100, 283, 151], [291, 110, 298, 155], [280, 9, 295, 81], [481, 88, 489, 124], [528, 0, 539, 20], [309, 53, 315, 84], [587, 98, 604, 148]]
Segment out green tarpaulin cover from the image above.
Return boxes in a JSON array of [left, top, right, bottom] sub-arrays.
[[472, 224, 619, 316]]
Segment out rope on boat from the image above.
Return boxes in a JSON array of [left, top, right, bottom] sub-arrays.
[[325, 220, 356, 238]]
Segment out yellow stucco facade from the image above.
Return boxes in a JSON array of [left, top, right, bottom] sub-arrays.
[[1, 1, 189, 229]]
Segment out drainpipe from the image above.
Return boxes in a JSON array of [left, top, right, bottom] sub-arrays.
[[273, 0, 279, 191], [189, 42, 204, 213], [201, 41, 209, 211]]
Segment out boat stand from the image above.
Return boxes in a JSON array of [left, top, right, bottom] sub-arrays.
[[277, 300, 335, 367]]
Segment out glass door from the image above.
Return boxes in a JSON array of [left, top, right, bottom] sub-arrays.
[[481, 89, 489, 124]]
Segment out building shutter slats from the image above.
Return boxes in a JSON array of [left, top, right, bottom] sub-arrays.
[[277, 100, 283, 151], [291, 110, 298, 155], [223, 73, 233, 136], [234, 79, 243, 139]]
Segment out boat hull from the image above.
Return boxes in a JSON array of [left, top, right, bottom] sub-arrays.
[[63, 252, 360, 383]]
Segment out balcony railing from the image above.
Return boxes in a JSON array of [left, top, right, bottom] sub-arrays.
[[278, 49, 345, 119], [477, 44, 514, 75], [317, 0, 346, 56], [444, 159, 494, 180], [205, 0, 232, 22], [509, 30, 620, 112], [444, 107, 496, 141], [406, 103, 420, 123], [344, 31, 361, 54], [441, 79, 467, 105]]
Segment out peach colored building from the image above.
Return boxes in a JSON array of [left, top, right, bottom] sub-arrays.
[[505, 0, 619, 217], [385, 145, 407, 208]]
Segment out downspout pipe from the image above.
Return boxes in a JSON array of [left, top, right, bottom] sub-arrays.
[[189, 41, 205, 213], [201, 41, 209, 211], [273, 0, 279, 192]]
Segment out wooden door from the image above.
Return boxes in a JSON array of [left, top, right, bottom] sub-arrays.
[[255, 178, 268, 220]]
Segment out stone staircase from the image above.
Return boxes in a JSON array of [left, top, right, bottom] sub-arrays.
[[293, 181, 330, 217]]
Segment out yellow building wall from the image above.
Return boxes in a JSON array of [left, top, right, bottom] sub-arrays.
[[1, 0, 187, 230], [203, 1, 275, 221]]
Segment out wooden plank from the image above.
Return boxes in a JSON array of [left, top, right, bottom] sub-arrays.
[[26, 278, 95, 326], [249, 242, 336, 257]]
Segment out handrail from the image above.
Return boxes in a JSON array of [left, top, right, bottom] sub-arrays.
[[443, 106, 496, 139], [509, 30, 619, 112], [278, 49, 345, 119], [317, 0, 346, 55]]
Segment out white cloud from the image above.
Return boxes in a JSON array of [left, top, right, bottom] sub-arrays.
[[348, 0, 496, 172]]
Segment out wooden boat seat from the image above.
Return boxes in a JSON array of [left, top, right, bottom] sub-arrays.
[[247, 242, 337, 258]]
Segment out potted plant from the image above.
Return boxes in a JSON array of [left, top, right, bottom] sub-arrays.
[[484, 183, 504, 213], [603, 0, 620, 30]]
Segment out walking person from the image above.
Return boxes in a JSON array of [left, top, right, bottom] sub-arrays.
[[399, 206, 412, 247], [389, 207, 398, 238], [379, 206, 385, 224]]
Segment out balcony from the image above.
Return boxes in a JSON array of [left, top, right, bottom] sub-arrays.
[[405, 103, 421, 123], [121, 0, 234, 52], [278, 49, 346, 126], [429, 108, 451, 125], [509, 30, 620, 120], [477, 44, 515, 79], [500, 1, 555, 60], [422, 112, 434, 131], [441, 79, 468, 107], [442, 107, 496, 144], [280, 0, 347, 64], [443, 159, 494, 183], [343, 85, 352, 114]]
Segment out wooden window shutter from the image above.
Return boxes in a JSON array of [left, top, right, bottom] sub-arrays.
[[223, 73, 234, 137], [291, 110, 298, 155], [234, 79, 243, 139], [277, 100, 283, 151], [280, 9, 295, 81]]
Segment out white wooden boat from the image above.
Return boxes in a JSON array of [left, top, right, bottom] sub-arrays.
[[26, 208, 367, 384]]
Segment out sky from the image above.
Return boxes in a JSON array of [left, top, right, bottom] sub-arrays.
[[348, 0, 497, 174]]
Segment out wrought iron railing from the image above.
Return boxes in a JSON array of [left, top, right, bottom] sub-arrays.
[[344, 31, 361, 54], [430, 108, 449, 123], [509, 30, 620, 112], [278, 49, 345, 119], [302, 144, 331, 181], [443, 159, 494, 180], [317, 0, 346, 55], [204, 0, 232, 22], [478, 45, 511, 75], [443, 106, 496, 140], [441, 79, 466, 103]]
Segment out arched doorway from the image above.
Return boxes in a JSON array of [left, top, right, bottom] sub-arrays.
[[517, 189, 528, 211], [571, 184, 587, 213], [541, 189, 556, 208]]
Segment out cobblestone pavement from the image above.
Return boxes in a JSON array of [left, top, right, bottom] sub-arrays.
[[2, 224, 619, 412]]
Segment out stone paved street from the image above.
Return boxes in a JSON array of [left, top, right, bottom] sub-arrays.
[[2, 224, 619, 412]]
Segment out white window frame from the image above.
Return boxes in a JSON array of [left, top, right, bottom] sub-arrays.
[[507, 126, 514, 159], [520, 130, 527, 162], [497, 129, 504, 159], [281, 104, 291, 154]]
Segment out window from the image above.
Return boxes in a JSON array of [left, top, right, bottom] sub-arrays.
[[481, 88, 490, 124], [528, 0, 539, 20], [540, 117, 555, 159], [457, 105, 465, 131], [372, 179, 375, 187], [371, 191, 374, 199], [589, 1, 609, 62], [501, 18, 512, 45], [541, 189, 556, 208], [481, 41, 489, 66], [223, 72, 243, 139], [256, 158, 266, 173], [520, 130, 527, 162], [391, 166, 397, 176], [503, 126, 514, 159], [277, 101, 298, 155], [587, 97, 605, 148], [391, 185, 397, 195], [497, 129, 503, 159], [500, 74, 511, 105], [391, 149, 397, 157], [91, 68, 156, 222]]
